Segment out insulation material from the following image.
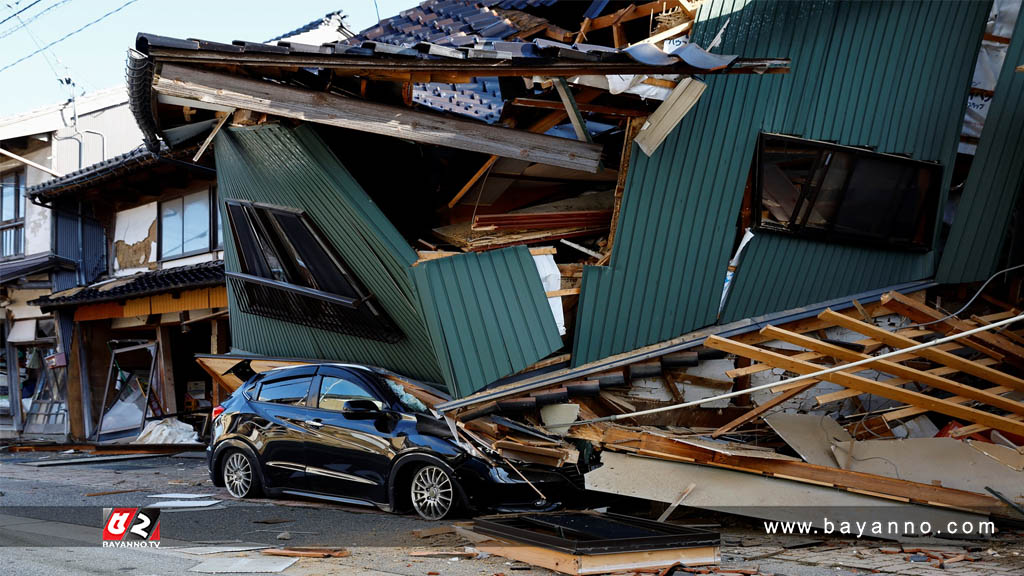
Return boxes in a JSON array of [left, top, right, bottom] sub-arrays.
[[533, 254, 566, 336], [959, 0, 1021, 155], [136, 417, 199, 444]]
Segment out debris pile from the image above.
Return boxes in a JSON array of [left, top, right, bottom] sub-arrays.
[[440, 290, 1024, 540]]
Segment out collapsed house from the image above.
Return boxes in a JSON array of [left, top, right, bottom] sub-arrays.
[[28, 0, 1024, 536]]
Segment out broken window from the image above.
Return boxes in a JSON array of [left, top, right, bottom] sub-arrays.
[[225, 200, 402, 343], [159, 187, 222, 259], [754, 134, 941, 251], [1, 168, 25, 258]]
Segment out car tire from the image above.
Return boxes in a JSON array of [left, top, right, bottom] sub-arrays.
[[409, 464, 460, 520], [221, 449, 262, 499]]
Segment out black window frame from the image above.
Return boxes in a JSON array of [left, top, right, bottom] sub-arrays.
[[224, 199, 403, 343], [753, 133, 942, 252], [0, 167, 26, 260], [157, 185, 223, 262], [254, 374, 314, 407], [309, 369, 388, 413]]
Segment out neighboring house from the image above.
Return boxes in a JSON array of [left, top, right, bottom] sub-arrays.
[[0, 88, 144, 438], [28, 147, 224, 441]]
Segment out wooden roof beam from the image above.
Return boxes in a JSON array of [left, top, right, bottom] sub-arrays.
[[153, 64, 603, 173]]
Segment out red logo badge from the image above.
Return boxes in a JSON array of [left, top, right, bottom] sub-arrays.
[[102, 507, 161, 546]]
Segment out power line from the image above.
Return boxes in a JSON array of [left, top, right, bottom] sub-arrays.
[[0, 0, 42, 27], [0, 0, 76, 41], [0, 0, 141, 74]]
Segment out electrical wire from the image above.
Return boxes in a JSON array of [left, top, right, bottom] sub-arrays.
[[0, 0, 42, 27], [905, 262, 1024, 329], [0, 0, 75, 40], [0, 0, 141, 74]]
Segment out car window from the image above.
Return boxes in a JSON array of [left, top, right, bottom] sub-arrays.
[[257, 377, 311, 406], [317, 376, 381, 412]]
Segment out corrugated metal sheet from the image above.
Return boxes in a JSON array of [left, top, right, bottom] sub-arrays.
[[216, 123, 562, 396], [215, 123, 443, 384], [936, 17, 1024, 283], [573, 0, 989, 366], [411, 247, 562, 398]]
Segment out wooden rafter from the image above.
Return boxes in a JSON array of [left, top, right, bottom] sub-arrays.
[[704, 334, 1024, 438]]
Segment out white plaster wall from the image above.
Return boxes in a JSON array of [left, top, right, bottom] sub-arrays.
[[51, 103, 144, 174], [0, 145, 52, 257], [111, 202, 157, 276]]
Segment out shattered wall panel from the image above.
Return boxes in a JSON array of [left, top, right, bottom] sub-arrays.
[[214, 124, 445, 384], [410, 247, 562, 398], [937, 13, 1024, 283], [573, 0, 989, 365]]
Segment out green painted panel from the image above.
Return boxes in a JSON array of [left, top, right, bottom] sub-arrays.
[[937, 17, 1024, 283], [573, 0, 989, 366], [215, 123, 561, 397], [215, 123, 443, 383], [410, 246, 562, 398]]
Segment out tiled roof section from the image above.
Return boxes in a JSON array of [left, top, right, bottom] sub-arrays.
[[413, 77, 503, 123], [31, 260, 224, 309], [352, 0, 519, 46], [348, 0, 523, 123], [26, 146, 155, 198], [269, 11, 346, 43]]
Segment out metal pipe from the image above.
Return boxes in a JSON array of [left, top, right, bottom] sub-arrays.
[[571, 311, 1024, 426], [81, 129, 106, 161]]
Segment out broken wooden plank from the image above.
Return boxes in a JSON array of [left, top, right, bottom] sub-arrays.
[[193, 109, 234, 162], [155, 64, 603, 172], [546, 288, 581, 298], [762, 326, 1024, 416], [818, 357, 1001, 407], [553, 77, 592, 143], [634, 78, 706, 156], [711, 380, 820, 437], [704, 335, 1024, 438], [881, 291, 1024, 367], [819, 309, 1024, 393]]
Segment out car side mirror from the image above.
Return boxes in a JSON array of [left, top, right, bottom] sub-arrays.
[[342, 399, 381, 417]]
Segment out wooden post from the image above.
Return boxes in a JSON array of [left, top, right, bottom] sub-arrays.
[[210, 319, 229, 406], [157, 326, 177, 415], [64, 325, 86, 441]]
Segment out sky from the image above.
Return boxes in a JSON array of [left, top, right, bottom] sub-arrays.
[[0, 0, 419, 117]]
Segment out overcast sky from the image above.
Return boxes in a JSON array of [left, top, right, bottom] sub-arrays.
[[0, 0, 419, 117]]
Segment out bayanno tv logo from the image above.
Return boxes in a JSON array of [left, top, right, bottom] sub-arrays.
[[101, 508, 161, 548]]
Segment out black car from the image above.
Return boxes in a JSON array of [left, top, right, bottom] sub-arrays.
[[208, 363, 582, 519]]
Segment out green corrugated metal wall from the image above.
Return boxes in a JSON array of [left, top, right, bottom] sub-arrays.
[[215, 124, 561, 396], [573, 0, 989, 365], [215, 124, 443, 382], [411, 247, 562, 398], [936, 17, 1024, 283]]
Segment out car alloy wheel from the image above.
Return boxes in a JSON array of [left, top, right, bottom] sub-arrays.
[[411, 465, 455, 520], [223, 451, 254, 498]]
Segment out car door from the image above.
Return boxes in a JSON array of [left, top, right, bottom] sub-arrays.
[[303, 367, 396, 503], [249, 368, 316, 490]]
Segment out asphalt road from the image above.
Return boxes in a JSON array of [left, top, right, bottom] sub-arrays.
[[2, 450, 1021, 576]]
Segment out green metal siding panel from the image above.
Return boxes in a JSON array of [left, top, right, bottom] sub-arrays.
[[573, 0, 989, 366], [215, 124, 560, 397], [410, 247, 562, 398], [214, 123, 444, 383], [937, 18, 1024, 283]]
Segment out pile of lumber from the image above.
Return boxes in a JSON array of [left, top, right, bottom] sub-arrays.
[[443, 289, 1024, 523]]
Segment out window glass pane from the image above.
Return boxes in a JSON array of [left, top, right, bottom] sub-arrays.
[[215, 190, 223, 248], [1, 173, 14, 222], [161, 197, 183, 258], [272, 211, 359, 298], [757, 134, 939, 250], [182, 190, 210, 253], [257, 377, 310, 406], [226, 203, 271, 277], [317, 376, 379, 411]]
